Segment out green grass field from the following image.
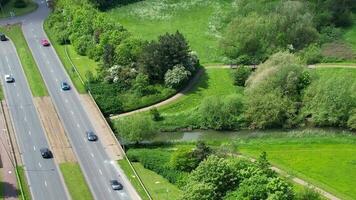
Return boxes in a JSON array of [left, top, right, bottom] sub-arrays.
[[238, 130, 356, 200], [59, 163, 93, 200], [0, 24, 48, 97], [43, 22, 91, 93], [16, 166, 31, 200], [0, 0, 37, 19], [107, 0, 234, 64]]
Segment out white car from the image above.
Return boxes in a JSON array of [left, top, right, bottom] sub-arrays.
[[4, 74, 14, 83]]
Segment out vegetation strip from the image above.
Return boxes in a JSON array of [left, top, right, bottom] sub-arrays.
[[0, 0, 38, 19], [59, 163, 93, 200], [0, 24, 48, 97], [16, 166, 31, 200]]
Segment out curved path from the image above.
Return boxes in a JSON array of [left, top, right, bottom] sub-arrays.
[[1, 1, 140, 200]]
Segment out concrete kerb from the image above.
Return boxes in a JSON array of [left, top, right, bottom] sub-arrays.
[[63, 36, 151, 200]]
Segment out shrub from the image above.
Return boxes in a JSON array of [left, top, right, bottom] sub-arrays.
[[116, 115, 155, 143], [149, 107, 162, 121], [198, 95, 244, 130], [170, 148, 199, 172], [232, 66, 253, 86], [347, 109, 356, 130], [296, 188, 322, 200], [164, 64, 191, 89], [299, 44, 322, 65], [132, 73, 150, 96]]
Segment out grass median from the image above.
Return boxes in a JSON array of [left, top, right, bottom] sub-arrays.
[[59, 162, 93, 200], [0, 24, 48, 97]]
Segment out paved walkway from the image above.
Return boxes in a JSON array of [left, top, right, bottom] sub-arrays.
[[0, 102, 18, 200]]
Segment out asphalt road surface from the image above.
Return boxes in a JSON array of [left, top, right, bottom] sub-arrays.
[[20, 1, 140, 200], [0, 40, 69, 200]]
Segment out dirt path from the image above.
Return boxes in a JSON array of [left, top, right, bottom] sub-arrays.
[[238, 155, 340, 200], [110, 68, 204, 119], [0, 102, 18, 200], [34, 97, 76, 163]]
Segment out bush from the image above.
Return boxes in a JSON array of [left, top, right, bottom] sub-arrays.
[[132, 73, 150, 96], [149, 107, 162, 121], [164, 64, 191, 89], [299, 44, 322, 65], [296, 188, 322, 200], [127, 149, 187, 184], [232, 66, 253, 86], [170, 148, 199, 172], [14, 0, 27, 8], [116, 115, 156, 143], [302, 78, 356, 127], [347, 109, 356, 130], [198, 95, 244, 130]]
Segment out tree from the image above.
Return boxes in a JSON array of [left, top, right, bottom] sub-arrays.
[[102, 44, 115, 68], [181, 182, 215, 200], [192, 141, 212, 162], [170, 148, 199, 172], [149, 107, 162, 121], [199, 95, 244, 130], [164, 64, 191, 89], [132, 73, 150, 96], [139, 31, 190, 81], [347, 109, 356, 130], [116, 115, 156, 143], [183, 155, 240, 199], [14, 0, 27, 8]]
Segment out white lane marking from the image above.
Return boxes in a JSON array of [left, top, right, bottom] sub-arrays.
[[20, 105, 23, 109], [46, 60, 50, 65], [17, 93, 20, 97], [107, 188, 111, 193], [50, 69, 54, 73], [44, 181, 47, 187], [13, 83, 16, 87], [65, 99, 68, 103], [38, 162, 42, 168], [33, 146, 36, 151], [55, 78, 58, 82], [83, 138, 86, 142], [28, 131, 31, 135], [91, 153, 94, 158], [70, 110, 74, 115], [77, 124, 80, 128], [5, 56, 9, 63], [99, 169, 103, 175], [24, 117, 27, 122]]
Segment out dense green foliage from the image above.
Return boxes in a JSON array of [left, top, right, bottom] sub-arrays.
[[116, 115, 155, 143], [231, 66, 253, 86], [221, 0, 355, 64], [47, 0, 198, 115], [245, 52, 312, 129]]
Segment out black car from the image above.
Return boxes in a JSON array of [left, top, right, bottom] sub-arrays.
[[86, 131, 98, 141], [0, 33, 7, 41], [61, 82, 70, 90], [40, 148, 53, 159], [110, 180, 123, 190]]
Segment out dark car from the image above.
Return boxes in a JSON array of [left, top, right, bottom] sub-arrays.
[[0, 33, 7, 41], [40, 148, 53, 159], [61, 82, 70, 90], [110, 180, 123, 190], [86, 131, 98, 141]]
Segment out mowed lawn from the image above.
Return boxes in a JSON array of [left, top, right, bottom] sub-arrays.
[[107, 0, 234, 63], [0, 24, 48, 96], [60, 163, 93, 200], [238, 132, 356, 200]]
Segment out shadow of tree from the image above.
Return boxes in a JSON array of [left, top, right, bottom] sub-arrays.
[[0, 181, 19, 198]]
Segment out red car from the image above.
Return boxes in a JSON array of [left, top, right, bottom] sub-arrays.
[[41, 39, 50, 46]]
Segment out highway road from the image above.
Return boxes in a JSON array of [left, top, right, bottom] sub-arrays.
[[0, 39, 69, 200], [19, 1, 140, 200]]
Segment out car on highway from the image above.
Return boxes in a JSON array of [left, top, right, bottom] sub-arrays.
[[4, 74, 14, 83], [110, 180, 123, 190], [40, 148, 53, 159], [41, 39, 50, 46], [86, 131, 98, 141], [0, 33, 7, 41], [61, 81, 70, 90]]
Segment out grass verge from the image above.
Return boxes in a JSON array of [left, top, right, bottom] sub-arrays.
[[59, 162, 93, 200], [0, 0, 37, 19], [118, 159, 150, 200], [0, 84, 3, 100], [118, 159, 182, 200], [0, 24, 48, 97], [16, 166, 31, 200], [43, 22, 89, 93]]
